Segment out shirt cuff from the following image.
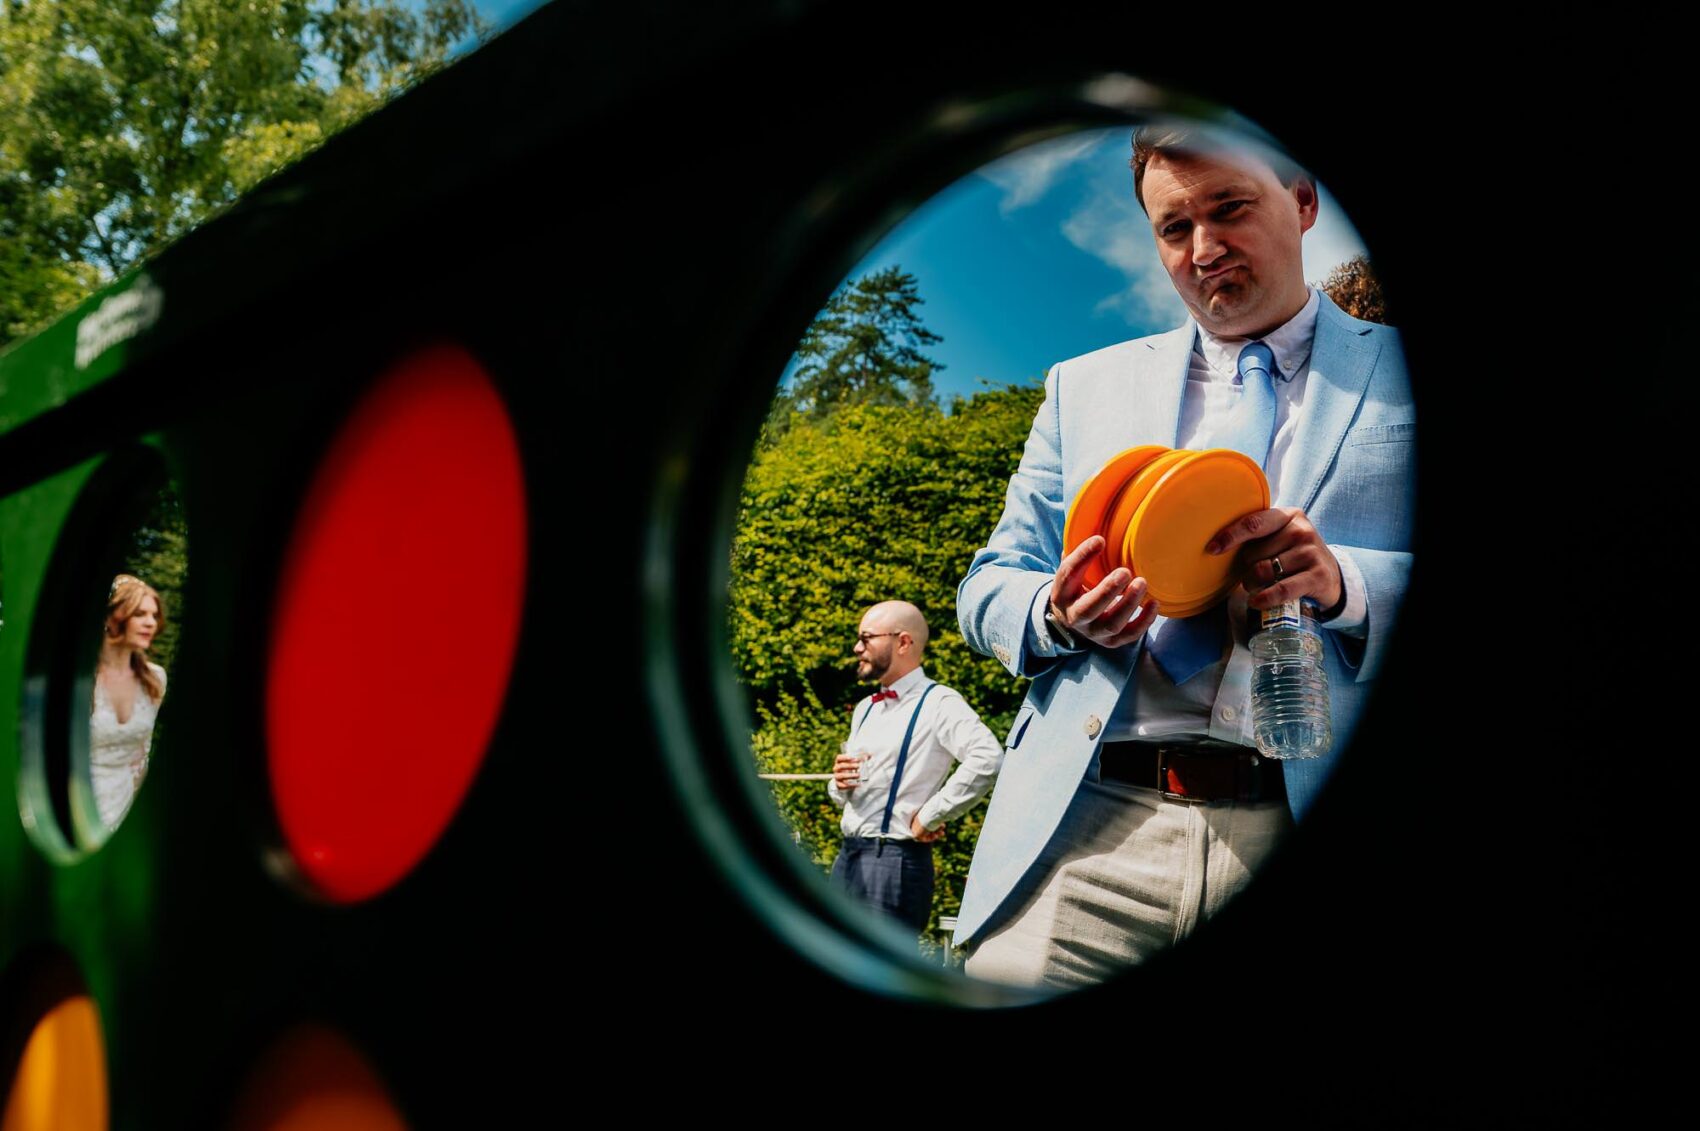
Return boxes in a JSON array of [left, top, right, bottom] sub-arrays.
[[915, 798, 947, 831], [1321, 545, 1368, 636], [1025, 579, 1084, 662]]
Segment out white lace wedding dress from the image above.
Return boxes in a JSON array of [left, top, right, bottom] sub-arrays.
[[89, 664, 167, 829]]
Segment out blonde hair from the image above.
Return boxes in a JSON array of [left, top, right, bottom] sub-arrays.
[[104, 574, 166, 704]]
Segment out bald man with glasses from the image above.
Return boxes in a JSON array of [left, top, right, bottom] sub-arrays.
[[827, 601, 1005, 933]]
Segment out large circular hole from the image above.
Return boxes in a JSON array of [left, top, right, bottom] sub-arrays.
[[655, 87, 1413, 1001]]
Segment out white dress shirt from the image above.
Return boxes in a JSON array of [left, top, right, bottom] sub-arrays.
[[1105, 287, 1369, 743], [826, 665, 1004, 838]]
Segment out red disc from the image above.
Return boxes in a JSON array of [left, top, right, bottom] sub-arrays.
[[265, 344, 527, 903]]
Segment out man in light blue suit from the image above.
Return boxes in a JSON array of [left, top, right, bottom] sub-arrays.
[[953, 125, 1414, 986]]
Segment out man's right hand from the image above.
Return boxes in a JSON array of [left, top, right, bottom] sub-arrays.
[[1050, 535, 1158, 649], [833, 753, 863, 790]]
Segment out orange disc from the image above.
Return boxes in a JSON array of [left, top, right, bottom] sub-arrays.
[[1062, 445, 1168, 590], [1102, 449, 1192, 578], [1124, 448, 1269, 615]]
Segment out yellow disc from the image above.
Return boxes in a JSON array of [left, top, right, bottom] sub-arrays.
[[1063, 445, 1168, 590], [1, 996, 107, 1131], [1124, 448, 1269, 614], [1102, 449, 1191, 578], [1152, 593, 1215, 619]]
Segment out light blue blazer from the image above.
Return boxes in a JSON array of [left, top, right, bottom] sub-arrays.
[[953, 293, 1415, 948]]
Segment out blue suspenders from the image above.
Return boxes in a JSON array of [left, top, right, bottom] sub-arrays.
[[878, 683, 936, 836], [851, 700, 873, 737]]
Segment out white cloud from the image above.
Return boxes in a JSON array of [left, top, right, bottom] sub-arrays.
[[1060, 173, 1187, 330], [977, 132, 1104, 215], [1302, 186, 1370, 285]]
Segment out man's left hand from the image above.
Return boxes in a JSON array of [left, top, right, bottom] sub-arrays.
[[1206, 506, 1342, 613], [910, 813, 946, 843]]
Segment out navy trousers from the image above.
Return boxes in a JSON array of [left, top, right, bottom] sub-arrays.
[[830, 837, 934, 931]]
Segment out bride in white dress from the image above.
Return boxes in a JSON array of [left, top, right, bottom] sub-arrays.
[[89, 574, 168, 832]]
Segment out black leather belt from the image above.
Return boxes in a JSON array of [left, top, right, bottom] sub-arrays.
[[841, 836, 933, 855], [1097, 740, 1286, 804]]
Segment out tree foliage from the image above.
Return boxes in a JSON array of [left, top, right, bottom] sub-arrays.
[[0, 0, 485, 346], [121, 477, 187, 676], [732, 386, 1042, 715], [788, 266, 943, 418], [730, 381, 1044, 933], [1319, 254, 1388, 324]]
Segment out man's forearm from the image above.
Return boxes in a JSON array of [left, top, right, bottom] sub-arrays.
[[913, 707, 1006, 829], [958, 560, 1076, 679], [1319, 545, 1411, 682], [956, 364, 1074, 678]]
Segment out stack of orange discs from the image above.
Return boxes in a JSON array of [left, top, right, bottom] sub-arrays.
[[1062, 445, 1270, 619]]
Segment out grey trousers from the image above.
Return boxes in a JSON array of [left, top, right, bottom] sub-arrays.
[[964, 777, 1291, 989]]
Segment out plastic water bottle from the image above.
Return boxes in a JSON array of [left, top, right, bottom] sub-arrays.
[[1249, 599, 1331, 760]]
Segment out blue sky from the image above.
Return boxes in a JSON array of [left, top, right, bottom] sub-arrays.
[[462, 0, 550, 44]]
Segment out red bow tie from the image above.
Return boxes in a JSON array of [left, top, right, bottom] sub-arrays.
[[870, 688, 899, 704]]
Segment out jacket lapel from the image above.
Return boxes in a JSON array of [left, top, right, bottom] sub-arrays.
[[1129, 319, 1193, 448], [1281, 294, 1379, 511], [1068, 321, 1193, 501]]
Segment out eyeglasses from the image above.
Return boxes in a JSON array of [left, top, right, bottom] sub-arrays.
[[854, 632, 900, 646]]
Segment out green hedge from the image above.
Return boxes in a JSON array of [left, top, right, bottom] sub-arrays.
[[730, 384, 1045, 933]]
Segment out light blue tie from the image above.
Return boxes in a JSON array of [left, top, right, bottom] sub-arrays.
[[1147, 340, 1279, 684], [1218, 340, 1279, 466]]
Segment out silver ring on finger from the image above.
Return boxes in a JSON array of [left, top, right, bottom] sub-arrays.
[[1271, 555, 1284, 580]]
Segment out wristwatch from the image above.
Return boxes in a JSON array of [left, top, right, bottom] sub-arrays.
[[1044, 601, 1077, 649], [1314, 586, 1349, 623]]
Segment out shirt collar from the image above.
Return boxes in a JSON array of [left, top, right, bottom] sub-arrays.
[[882, 665, 929, 701], [1193, 286, 1321, 383]]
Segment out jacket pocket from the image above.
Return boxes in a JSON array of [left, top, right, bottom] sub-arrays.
[[1344, 421, 1415, 446], [1006, 705, 1036, 750]]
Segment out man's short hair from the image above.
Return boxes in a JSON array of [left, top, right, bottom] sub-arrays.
[[1129, 124, 1308, 216]]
